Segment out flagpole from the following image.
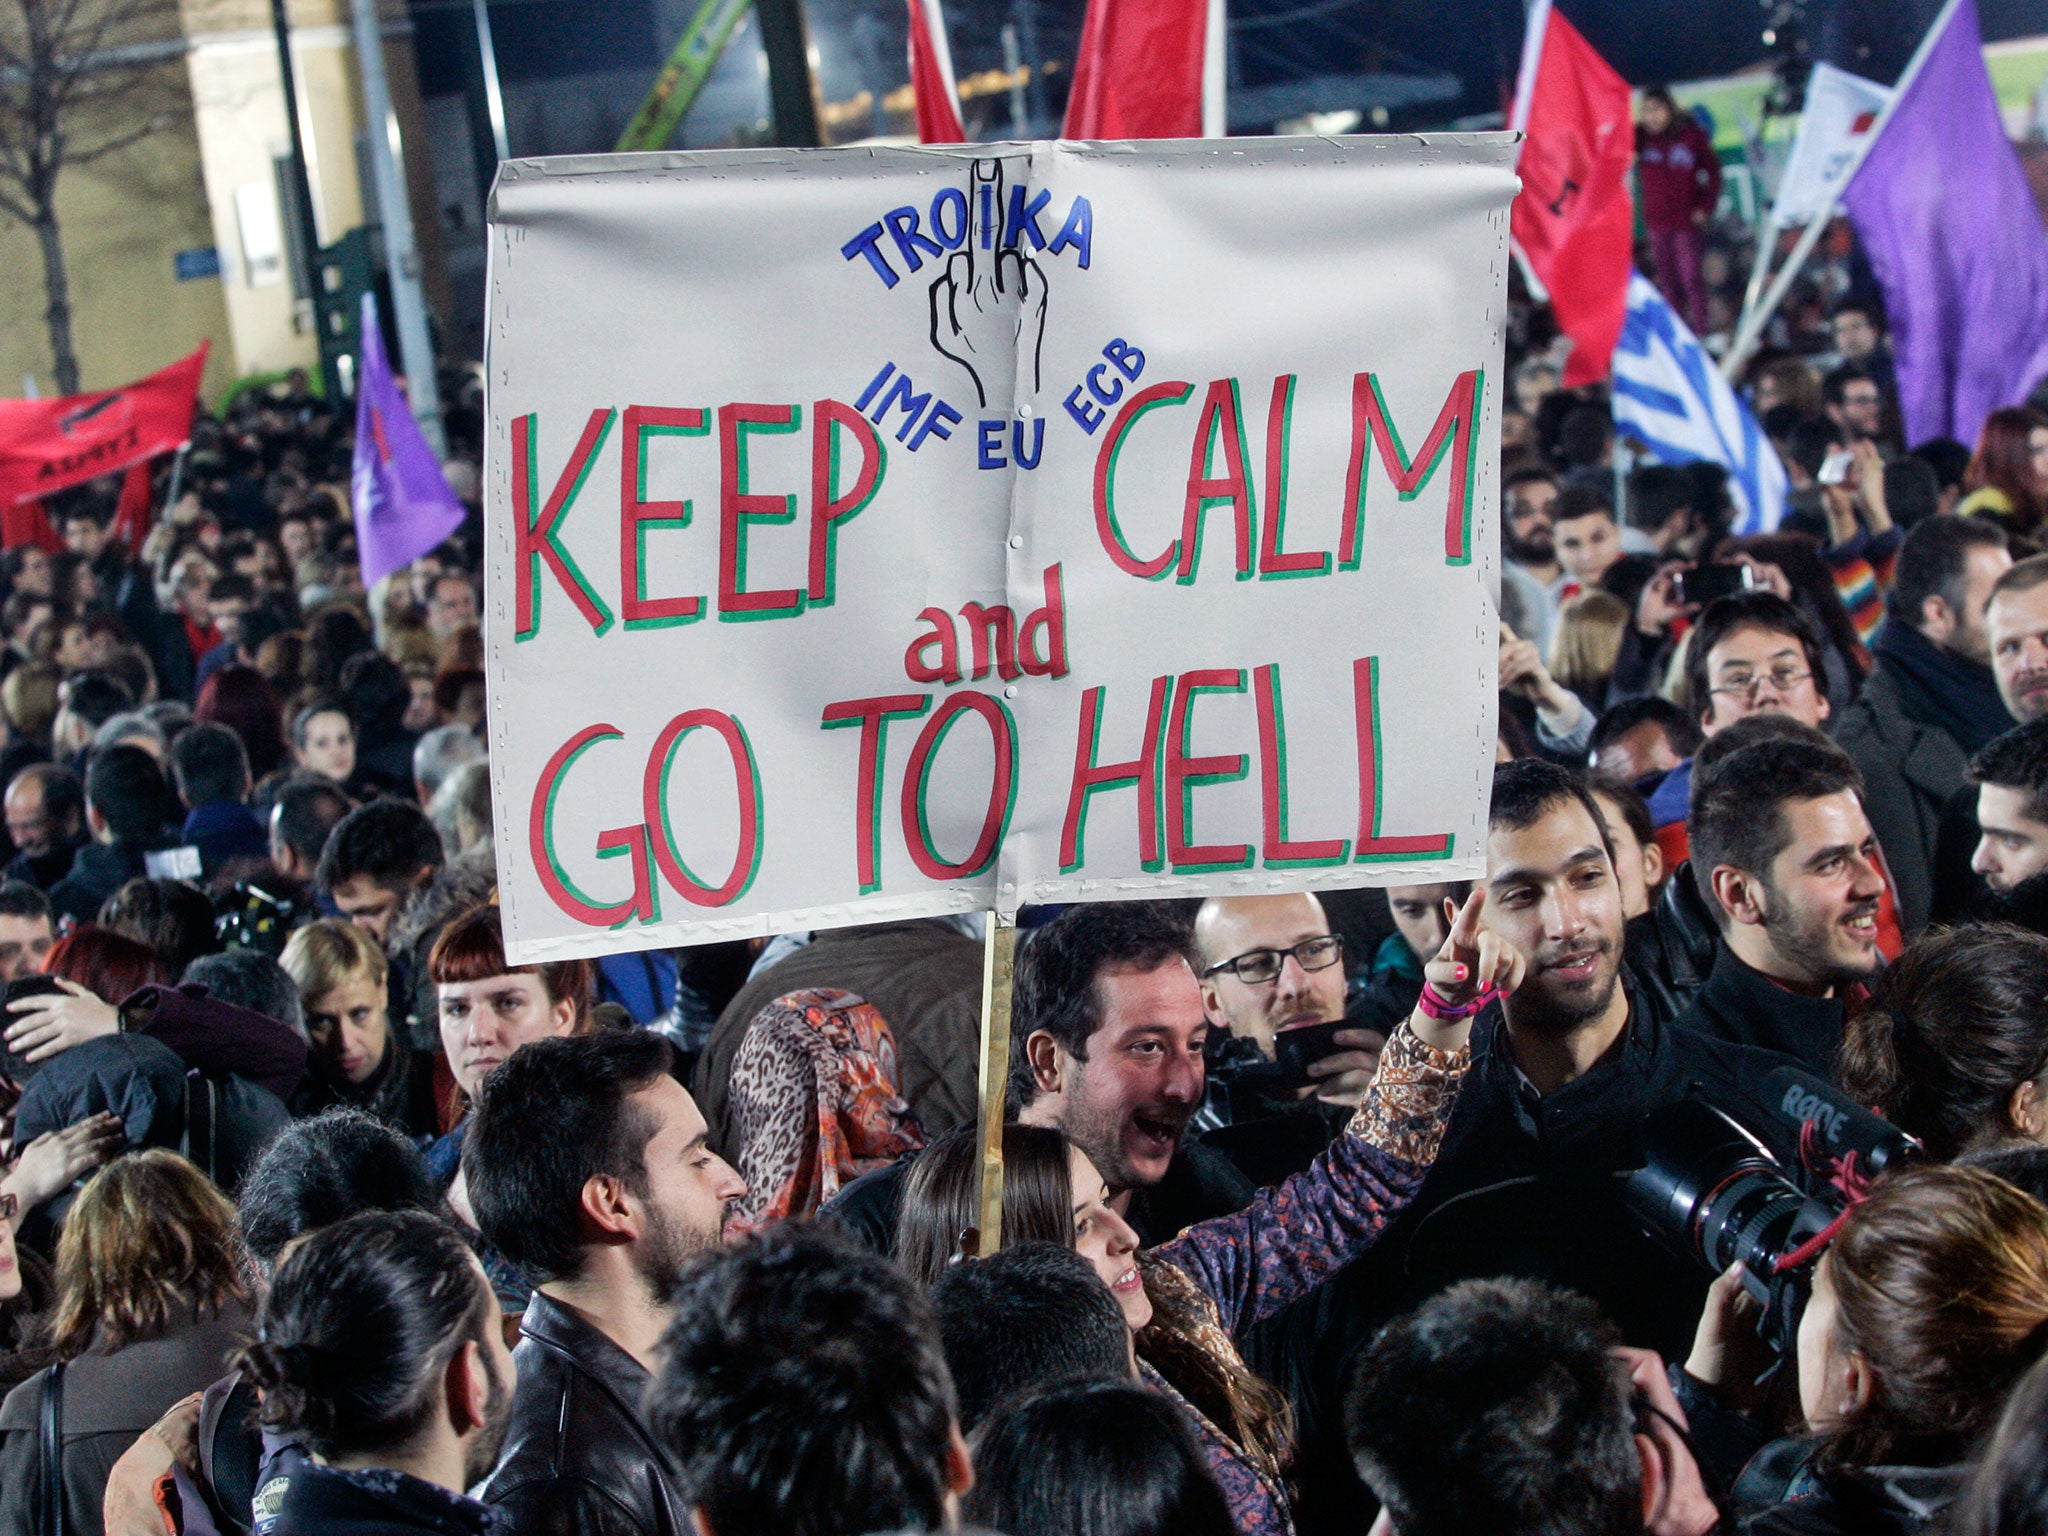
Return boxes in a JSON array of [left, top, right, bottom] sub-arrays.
[[350, 0, 446, 461], [1721, 0, 1966, 380], [922, 0, 963, 122], [1508, 0, 1552, 135], [1721, 213, 1834, 378], [1733, 213, 1781, 342], [1506, 0, 1554, 304], [973, 914, 1017, 1255], [1202, 0, 1226, 137], [161, 444, 189, 521]]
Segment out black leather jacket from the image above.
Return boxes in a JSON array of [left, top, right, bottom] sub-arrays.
[[475, 1293, 688, 1536], [1623, 862, 1720, 1026], [1251, 986, 1805, 1536]]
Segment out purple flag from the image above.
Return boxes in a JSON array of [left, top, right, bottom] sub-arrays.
[[1842, 0, 2048, 448], [351, 293, 464, 588]]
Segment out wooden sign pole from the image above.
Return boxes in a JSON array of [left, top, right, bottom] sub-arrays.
[[973, 913, 1018, 1255]]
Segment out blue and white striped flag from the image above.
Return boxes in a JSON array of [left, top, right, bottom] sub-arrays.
[[1611, 272, 1789, 534]]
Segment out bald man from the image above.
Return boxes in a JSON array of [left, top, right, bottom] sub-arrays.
[[1192, 892, 1385, 1111]]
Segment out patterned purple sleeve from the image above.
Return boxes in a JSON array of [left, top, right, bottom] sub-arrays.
[[1150, 1025, 1470, 1339]]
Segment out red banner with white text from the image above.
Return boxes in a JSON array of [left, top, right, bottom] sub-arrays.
[[0, 344, 208, 546]]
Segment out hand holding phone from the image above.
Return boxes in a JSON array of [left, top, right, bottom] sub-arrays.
[[1272, 1020, 1350, 1088], [1672, 564, 1758, 608], [1818, 447, 1857, 486]]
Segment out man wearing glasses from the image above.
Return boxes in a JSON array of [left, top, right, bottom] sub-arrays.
[[1822, 362, 1891, 447], [1189, 895, 1385, 1181], [1639, 590, 1837, 862]]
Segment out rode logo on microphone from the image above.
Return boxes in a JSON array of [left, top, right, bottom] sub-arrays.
[[1781, 1083, 1847, 1145]]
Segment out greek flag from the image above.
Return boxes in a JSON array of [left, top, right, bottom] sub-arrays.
[[1611, 272, 1788, 534]]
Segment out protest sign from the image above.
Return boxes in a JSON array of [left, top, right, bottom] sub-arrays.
[[485, 136, 1515, 964]]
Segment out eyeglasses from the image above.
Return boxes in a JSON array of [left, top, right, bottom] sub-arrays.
[[1203, 935, 1344, 985], [1710, 666, 1813, 700]]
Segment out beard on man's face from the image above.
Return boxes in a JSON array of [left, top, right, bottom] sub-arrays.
[[1059, 1078, 1187, 1196], [1760, 882, 1882, 990], [1507, 931, 1623, 1036], [1505, 524, 1555, 566], [635, 1194, 726, 1304]]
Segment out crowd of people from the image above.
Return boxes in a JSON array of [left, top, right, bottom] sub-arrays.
[[11, 90, 2048, 1536]]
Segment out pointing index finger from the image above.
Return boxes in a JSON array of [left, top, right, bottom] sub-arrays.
[[1448, 886, 1486, 952]]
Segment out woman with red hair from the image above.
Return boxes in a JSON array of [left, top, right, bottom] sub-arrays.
[[419, 902, 596, 1315], [0, 926, 176, 1065], [1959, 406, 2048, 540], [421, 902, 595, 1191], [44, 926, 174, 1004], [193, 665, 287, 781]]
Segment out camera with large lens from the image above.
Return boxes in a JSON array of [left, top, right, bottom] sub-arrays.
[[1625, 1066, 1920, 1353]]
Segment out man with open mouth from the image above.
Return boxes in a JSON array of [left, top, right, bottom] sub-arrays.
[[1676, 719, 1888, 1074], [1010, 903, 1256, 1244], [822, 902, 1255, 1254]]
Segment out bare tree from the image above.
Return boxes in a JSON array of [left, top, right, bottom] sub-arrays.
[[0, 0, 186, 394]]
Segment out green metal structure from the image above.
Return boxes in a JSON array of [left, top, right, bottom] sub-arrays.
[[616, 0, 760, 153]]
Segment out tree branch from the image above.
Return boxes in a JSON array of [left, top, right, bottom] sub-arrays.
[[64, 109, 176, 165], [0, 0, 183, 232]]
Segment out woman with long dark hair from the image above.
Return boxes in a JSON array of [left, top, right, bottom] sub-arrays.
[[299, 606, 375, 700], [194, 666, 286, 781], [895, 1019, 1469, 1536], [1840, 924, 2048, 1161], [1948, 1347, 2048, 1536]]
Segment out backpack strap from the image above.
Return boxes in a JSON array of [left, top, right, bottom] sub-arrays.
[[40, 1359, 66, 1536]]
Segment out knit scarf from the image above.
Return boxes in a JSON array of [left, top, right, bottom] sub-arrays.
[[1872, 619, 2013, 755]]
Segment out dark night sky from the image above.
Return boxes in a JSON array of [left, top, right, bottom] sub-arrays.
[[407, 0, 2048, 130]]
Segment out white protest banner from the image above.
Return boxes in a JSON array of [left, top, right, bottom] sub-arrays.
[[484, 137, 1515, 964]]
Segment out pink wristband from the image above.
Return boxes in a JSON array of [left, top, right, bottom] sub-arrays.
[[1417, 981, 1500, 1020]]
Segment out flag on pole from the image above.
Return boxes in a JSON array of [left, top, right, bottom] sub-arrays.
[[1061, 0, 1224, 140], [1613, 273, 1788, 534], [0, 343, 207, 550], [1770, 63, 1892, 228], [352, 293, 464, 589], [907, 0, 967, 144], [1508, 0, 1635, 387], [1842, 0, 2048, 447], [0, 344, 205, 508]]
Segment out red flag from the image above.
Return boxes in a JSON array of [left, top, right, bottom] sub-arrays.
[[1061, 0, 1223, 140], [0, 344, 208, 547], [908, 0, 967, 144], [1510, 1, 1633, 385], [1, 503, 58, 557], [113, 461, 155, 555]]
